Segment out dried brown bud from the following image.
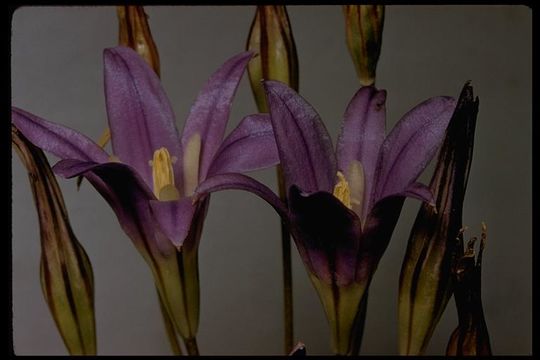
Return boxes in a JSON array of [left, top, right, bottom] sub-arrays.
[[117, 6, 160, 76]]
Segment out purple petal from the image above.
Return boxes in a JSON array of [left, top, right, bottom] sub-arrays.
[[360, 196, 406, 277], [12, 107, 109, 163], [207, 114, 279, 177], [288, 186, 362, 287], [149, 197, 195, 249], [194, 173, 288, 220], [104, 46, 183, 189], [180, 51, 254, 181], [53, 159, 175, 257], [336, 86, 386, 216], [371, 96, 456, 208], [263, 81, 337, 193]]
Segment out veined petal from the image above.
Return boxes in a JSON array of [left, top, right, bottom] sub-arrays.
[[104, 46, 182, 188], [371, 96, 456, 208], [288, 186, 362, 287], [336, 86, 386, 217], [263, 80, 337, 193], [207, 114, 279, 177], [53, 159, 175, 257], [180, 51, 254, 181], [194, 173, 288, 220], [149, 197, 195, 250], [11, 107, 109, 163]]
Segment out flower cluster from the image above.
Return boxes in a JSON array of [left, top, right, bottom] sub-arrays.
[[11, 5, 490, 356]]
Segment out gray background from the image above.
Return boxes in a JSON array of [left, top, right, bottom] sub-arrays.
[[11, 5, 532, 355]]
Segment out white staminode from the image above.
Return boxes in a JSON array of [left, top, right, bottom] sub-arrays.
[[183, 133, 201, 197], [347, 160, 365, 218]]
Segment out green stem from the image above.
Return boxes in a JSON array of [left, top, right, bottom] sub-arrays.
[[350, 290, 369, 355], [184, 337, 199, 356], [277, 165, 294, 353], [156, 287, 183, 355]]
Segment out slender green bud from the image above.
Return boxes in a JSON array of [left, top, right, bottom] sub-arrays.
[[398, 82, 479, 355], [12, 125, 96, 355], [246, 5, 299, 112], [446, 224, 492, 356], [343, 5, 384, 86]]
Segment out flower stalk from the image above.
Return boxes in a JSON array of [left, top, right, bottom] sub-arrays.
[[12, 125, 96, 355], [246, 5, 299, 353]]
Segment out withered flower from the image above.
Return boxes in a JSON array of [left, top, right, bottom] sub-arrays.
[[446, 224, 492, 356], [398, 82, 479, 355]]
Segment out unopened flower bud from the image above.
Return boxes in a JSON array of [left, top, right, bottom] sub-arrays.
[[343, 5, 384, 86], [12, 124, 96, 355], [246, 6, 299, 112]]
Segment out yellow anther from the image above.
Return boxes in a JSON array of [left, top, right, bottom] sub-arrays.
[[333, 171, 352, 209], [151, 147, 180, 201]]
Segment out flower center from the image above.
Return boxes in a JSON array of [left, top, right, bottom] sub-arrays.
[[333, 171, 352, 209], [150, 147, 180, 201]]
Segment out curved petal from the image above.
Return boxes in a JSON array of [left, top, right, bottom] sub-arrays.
[[371, 96, 456, 207], [263, 80, 337, 193], [11, 107, 109, 163], [52, 159, 175, 257], [104, 46, 182, 188], [360, 196, 406, 281], [149, 197, 195, 250], [288, 186, 362, 287], [194, 173, 288, 220], [207, 114, 279, 177], [336, 86, 386, 216], [180, 51, 254, 181]]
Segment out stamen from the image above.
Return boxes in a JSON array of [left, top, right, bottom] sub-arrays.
[[333, 171, 352, 209], [98, 128, 111, 149], [150, 147, 179, 201]]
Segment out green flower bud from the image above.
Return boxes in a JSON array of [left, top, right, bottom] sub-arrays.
[[12, 124, 96, 355], [343, 5, 384, 86], [246, 6, 299, 112]]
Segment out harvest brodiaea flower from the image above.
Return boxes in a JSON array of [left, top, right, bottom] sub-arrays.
[[12, 46, 279, 353], [195, 81, 456, 354]]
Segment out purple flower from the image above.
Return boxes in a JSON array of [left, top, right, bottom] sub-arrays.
[[195, 81, 456, 354], [11, 46, 279, 348]]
